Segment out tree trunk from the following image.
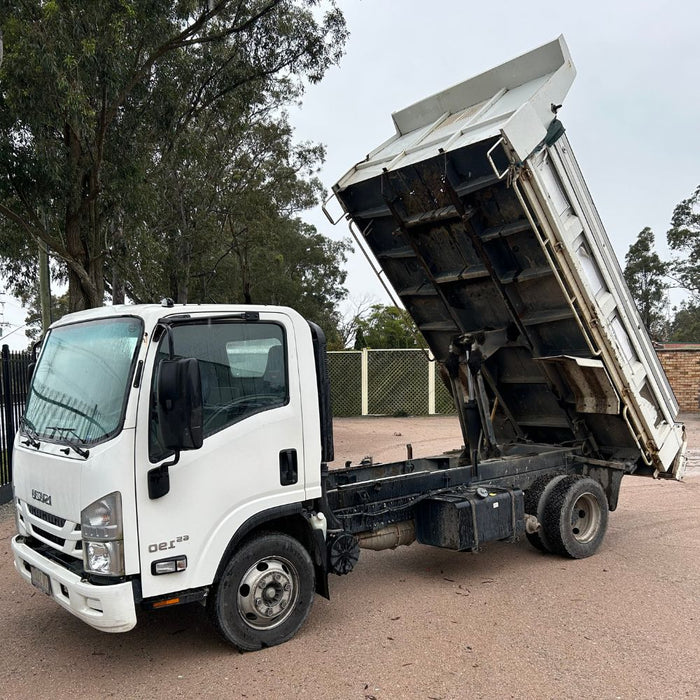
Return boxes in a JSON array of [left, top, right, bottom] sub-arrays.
[[177, 242, 190, 304], [64, 125, 104, 312], [112, 268, 125, 305], [39, 240, 51, 333], [111, 221, 126, 305]]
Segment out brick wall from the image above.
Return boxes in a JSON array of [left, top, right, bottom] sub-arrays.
[[656, 347, 700, 413]]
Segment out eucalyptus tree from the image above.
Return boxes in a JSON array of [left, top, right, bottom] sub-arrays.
[[116, 82, 352, 339], [663, 184, 700, 342], [623, 227, 670, 340], [667, 184, 700, 300], [0, 1, 347, 311]]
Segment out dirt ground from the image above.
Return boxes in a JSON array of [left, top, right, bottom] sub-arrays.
[[0, 415, 698, 699]]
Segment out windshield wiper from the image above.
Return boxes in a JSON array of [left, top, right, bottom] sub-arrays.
[[19, 416, 41, 449], [45, 426, 90, 458]]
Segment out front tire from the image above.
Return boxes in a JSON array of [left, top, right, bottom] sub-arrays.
[[541, 476, 609, 558], [209, 533, 315, 651]]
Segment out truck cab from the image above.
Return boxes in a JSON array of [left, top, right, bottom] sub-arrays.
[[12, 303, 330, 646]]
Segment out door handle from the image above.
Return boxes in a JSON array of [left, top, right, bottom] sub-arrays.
[[279, 449, 298, 486]]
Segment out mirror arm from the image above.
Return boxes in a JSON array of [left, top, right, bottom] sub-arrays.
[[164, 325, 175, 359], [147, 451, 180, 500], [154, 321, 176, 360]]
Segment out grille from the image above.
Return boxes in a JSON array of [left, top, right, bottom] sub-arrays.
[[27, 505, 67, 528], [32, 525, 66, 547], [22, 501, 82, 558]]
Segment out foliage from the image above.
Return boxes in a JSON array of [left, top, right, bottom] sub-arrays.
[[20, 291, 70, 344], [667, 184, 700, 300], [667, 301, 700, 343], [0, 1, 348, 315], [353, 305, 424, 349], [623, 227, 670, 340]]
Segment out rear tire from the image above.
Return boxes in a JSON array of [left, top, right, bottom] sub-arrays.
[[541, 476, 609, 558], [208, 532, 315, 651], [524, 474, 567, 553]]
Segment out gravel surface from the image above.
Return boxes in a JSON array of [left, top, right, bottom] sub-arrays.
[[0, 500, 13, 521], [1, 415, 698, 699]]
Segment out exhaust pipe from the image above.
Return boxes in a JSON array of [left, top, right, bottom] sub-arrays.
[[356, 521, 415, 551]]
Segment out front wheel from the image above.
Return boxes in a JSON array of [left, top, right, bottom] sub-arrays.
[[209, 533, 315, 651], [541, 476, 609, 559]]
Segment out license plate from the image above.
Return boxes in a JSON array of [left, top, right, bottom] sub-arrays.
[[30, 566, 52, 596]]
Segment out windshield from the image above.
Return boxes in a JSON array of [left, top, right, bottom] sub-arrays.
[[24, 317, 143, 445]]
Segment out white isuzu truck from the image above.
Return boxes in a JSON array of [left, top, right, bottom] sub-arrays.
[[11, 36, 686, 652]]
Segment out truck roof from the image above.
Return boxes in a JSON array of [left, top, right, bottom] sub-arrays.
[[51, 303, 307, 329]]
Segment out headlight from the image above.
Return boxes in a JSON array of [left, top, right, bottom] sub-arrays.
[[85, 541, 125, 575], [81, 492, 124, 576]]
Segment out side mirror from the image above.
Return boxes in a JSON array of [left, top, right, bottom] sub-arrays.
[[155, 357, 203, 451], [27, 339, 43, 383]]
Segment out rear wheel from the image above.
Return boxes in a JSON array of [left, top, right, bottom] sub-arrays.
[[541, 476, 609, 558], [524, 474, 567, 553], [209, 533, 315, 651]]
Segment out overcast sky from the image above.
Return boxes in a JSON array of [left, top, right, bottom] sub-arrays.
[[291, 0, 699, 312], [1, 0, 698, 349]]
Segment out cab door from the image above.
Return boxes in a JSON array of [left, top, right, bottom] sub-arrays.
[[134, 312, 307, 599]]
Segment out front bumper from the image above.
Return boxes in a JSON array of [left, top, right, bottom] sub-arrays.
[[12, 535, 137, 633]]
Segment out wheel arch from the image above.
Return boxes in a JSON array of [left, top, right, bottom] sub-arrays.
[[579, 465, 625, 511], [211, 503, 329, 599]]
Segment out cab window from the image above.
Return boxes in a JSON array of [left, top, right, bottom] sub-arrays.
[[149, 321, 288, 462]]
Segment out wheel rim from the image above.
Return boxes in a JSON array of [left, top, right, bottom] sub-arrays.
[[569, 492, 601, 543], [237, 556, 299, 631]]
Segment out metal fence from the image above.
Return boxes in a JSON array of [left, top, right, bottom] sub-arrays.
[[328, 349, 455, 417], [1, 345, 30, 504]]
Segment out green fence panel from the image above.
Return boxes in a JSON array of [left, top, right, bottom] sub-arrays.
[[328, 351, 362, 417]]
